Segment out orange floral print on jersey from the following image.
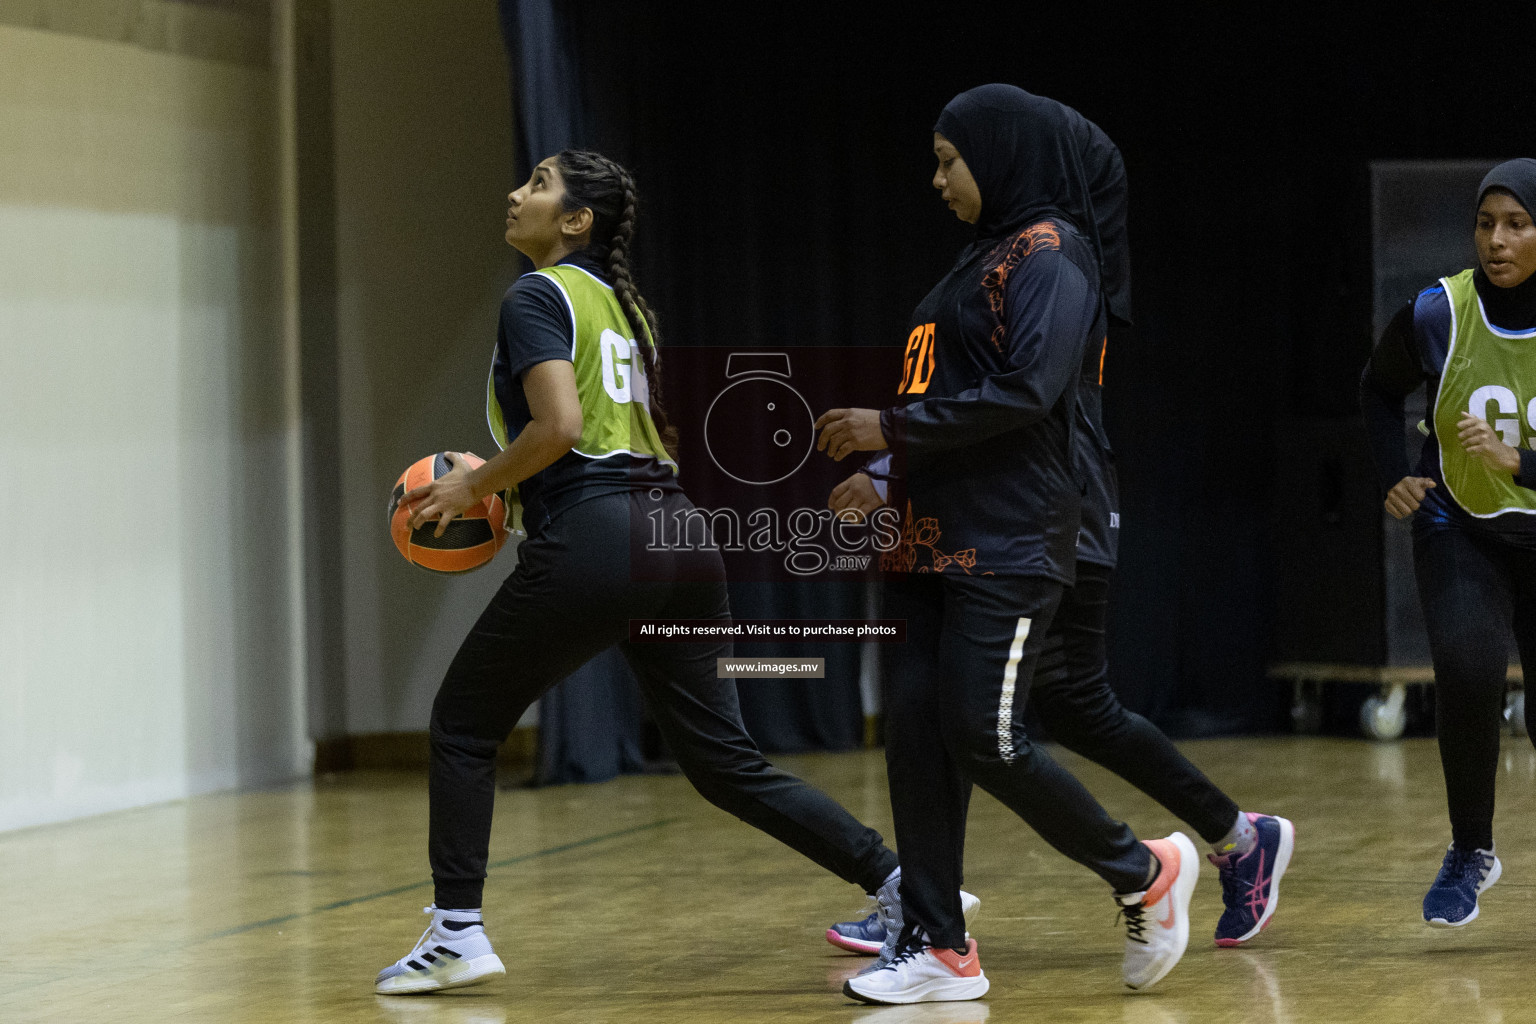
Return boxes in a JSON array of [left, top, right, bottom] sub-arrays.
[[880, 501, 981, 575], [982, 220, 1062, 352]]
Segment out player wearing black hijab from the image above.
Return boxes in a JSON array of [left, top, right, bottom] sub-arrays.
[[1360, 158, 1536, 928], [825, 90, 1294, 964], [816, 85, 1199, 1003]]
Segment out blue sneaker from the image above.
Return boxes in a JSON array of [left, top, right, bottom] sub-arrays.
[[826, 878, 980, 965], [1423, 845, 1501, 927], [1210, 813, 1295, 947], [826, 898, 888, 955]]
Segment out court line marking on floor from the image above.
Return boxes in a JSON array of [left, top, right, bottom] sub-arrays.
[[8, 818, 681, 1000], [197, 817, 680, 942]]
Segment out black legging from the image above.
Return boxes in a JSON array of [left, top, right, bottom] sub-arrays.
[[1414, 524, 1536, 851], [884, 572, 1151, 950], [427, 489, 899, 909], [1032, 562, 1239, 845]]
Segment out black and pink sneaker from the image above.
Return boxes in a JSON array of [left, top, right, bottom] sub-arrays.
[[1209, 813, 1295, 947]]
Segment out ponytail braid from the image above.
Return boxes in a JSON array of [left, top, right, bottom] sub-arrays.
[[556, 150, 678, 455], [604, 164, 677, 454]]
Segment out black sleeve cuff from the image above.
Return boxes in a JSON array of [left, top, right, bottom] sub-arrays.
[[879, 407, 903, 449], [1516, 448, 1536, 490]]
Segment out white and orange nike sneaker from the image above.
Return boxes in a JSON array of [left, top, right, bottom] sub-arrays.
[[1114, 832, 1199, 991], [826, 868, 982, 978], [843, 933, 988, 1004]]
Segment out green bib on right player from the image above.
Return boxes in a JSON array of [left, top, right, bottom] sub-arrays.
[[1434, 268, 1536, 518], [486, 264, 677, 533]]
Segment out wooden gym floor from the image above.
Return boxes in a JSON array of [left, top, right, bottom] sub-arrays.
[[6, 736, 1536, 1024]]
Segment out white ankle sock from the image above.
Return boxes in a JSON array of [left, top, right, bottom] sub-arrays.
[[433, 907, 484, 934], [1213, 813, 1257, 857]]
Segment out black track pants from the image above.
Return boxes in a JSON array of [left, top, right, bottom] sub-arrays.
[[1032, 562, 1239, 845], [428, 490, 899, 909], [883, 572, 1150, 949], [1414, 524, 1536, 851]]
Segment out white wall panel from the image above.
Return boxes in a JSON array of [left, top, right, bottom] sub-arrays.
[[0, 24, 308, 831]]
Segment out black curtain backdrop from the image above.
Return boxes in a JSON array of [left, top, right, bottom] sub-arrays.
[[500, 2, 1536, 764], [499, 0, 646, 784], [499, 0, 870, 780]]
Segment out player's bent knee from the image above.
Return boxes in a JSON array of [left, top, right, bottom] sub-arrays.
[[1040, 705, 1134, 748], [428, 721, 502, 763], [944, 717, 1040, 771], [679, 755, 776, 804]]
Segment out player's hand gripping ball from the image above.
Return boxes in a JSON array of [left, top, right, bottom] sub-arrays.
[[387, 452, 509, 573]]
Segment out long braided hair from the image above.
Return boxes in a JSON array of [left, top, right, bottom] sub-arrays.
[[555, 150, 677, 454]]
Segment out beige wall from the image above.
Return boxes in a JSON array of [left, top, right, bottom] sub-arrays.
[[0, 0, 525, 833], [329, 0, 525, 732], [0, 22, 310, 831]]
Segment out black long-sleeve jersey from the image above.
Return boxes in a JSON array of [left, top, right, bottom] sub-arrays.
[[878, 218, 1104, 581], [1074, 350, 1119, 569]]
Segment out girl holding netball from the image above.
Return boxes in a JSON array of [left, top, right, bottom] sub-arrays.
[[1360, 158, 1536, 927], [816, 85, 1202, 1003], [373, 150, 905, 994]]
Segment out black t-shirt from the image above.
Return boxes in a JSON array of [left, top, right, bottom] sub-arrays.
[[878, 218, 1103, 582], [491, 251, 679, 536]]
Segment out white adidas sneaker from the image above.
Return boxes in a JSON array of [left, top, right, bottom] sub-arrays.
[[1115, 832, 1199, 991], [844, 937, 989, 1004], [375, 905, 506, 995]]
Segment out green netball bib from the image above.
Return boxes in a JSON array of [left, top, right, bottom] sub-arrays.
[[1433, 268, 1536, 517], [486, 264, 677, 533]]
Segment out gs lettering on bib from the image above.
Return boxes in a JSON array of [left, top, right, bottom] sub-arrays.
[[485, 265, 677, 533], [1434, 269, 1536, 517]]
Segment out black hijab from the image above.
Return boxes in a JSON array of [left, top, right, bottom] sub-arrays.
[[1473, 157, 1536, 329], [935, 84, 1133, 335]]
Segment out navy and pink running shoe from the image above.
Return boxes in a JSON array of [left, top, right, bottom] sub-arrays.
[[1208, 813, 1295, 947], [826, 901, 889, 955]]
